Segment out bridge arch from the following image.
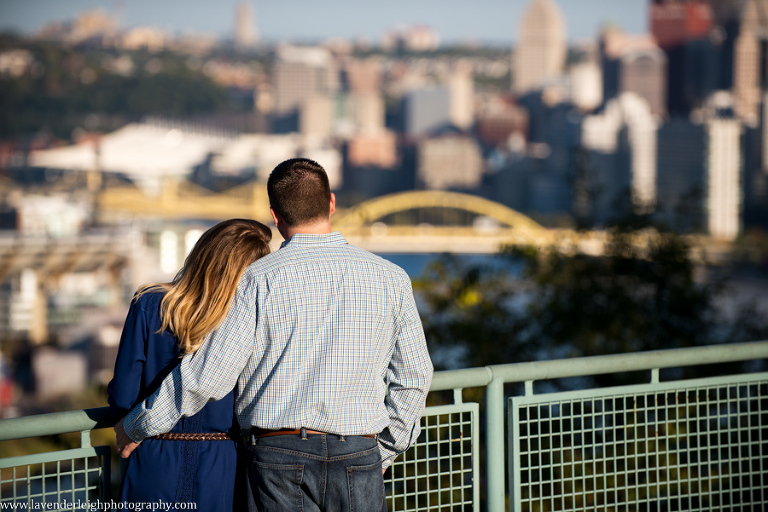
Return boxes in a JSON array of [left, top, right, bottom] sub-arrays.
[[333, 190, 545, 233]]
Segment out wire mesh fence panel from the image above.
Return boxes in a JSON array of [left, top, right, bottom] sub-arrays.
[[0, 446, 111, 510], [387, 402, 479, 512], [509, 373, 768, 512]]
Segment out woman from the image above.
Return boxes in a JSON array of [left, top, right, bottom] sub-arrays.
[[108, 218, 272, 511]]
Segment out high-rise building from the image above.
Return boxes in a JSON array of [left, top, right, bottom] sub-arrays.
[[703, 0, 768, 126], [514, 0, 566, 93], [476, 105, 529, 147], [600, 27, 667, 118], [705, 117, 742, 240], [448, 63, 475, 130], [346, 131, 398, 169], [403, 87, 452, 136], [272, 46, 338, 117], [417, 135, 483, 190], [569, 60, 603, 112], [300, 95, 334, 137], [730, 0, 768, 126], [741, 115, 768, 227], [581, 92, 659, 217], [650, 0, 714, 115], [342, 59, 382, 94], [655, 119, 706, 230], [345, 93, 385, 134], [763, 92, 768, 174], [234, 2, 258, 49]]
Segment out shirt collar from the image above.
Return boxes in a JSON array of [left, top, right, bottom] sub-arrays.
[[279, 231, 348, 249]]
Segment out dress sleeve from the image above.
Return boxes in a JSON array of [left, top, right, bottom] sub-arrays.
[[107, 295, 148, 423], [121, 276, 258, 442]]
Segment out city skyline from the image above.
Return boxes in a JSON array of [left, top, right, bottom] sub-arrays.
[[0, 0, 648, 45]]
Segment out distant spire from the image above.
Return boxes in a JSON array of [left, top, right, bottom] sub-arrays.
[[234, 1, 258, 48]]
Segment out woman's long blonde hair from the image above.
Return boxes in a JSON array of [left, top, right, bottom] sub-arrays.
[[138, 219, 271, 355]]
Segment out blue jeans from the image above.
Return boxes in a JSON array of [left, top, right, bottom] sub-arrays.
[[244, 431, 387, 512]]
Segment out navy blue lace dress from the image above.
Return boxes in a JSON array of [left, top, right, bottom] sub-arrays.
[[108, 291, 239, 511]]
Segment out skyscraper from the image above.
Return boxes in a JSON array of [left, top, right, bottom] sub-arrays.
[[234, 2, 258, 49], [656, 119, 706, 230], [600, 27, 667, 118], [448, 63, 474, 130], [403, 87, 452, 137], [581, 92, 658, 218], [706, 116, 742, 240], [272, 46, 338, 115], [514, 0, 566, 94], [730, 0, 768, 126], [705, 0, 768, 126], [650, 0, 714, 115], [417, 135, 483, 190]]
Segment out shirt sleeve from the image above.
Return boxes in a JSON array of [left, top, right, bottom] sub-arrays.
[[378, 272, 433, 468], [107, 295, 148, 423], [122, 276, 258, 442]]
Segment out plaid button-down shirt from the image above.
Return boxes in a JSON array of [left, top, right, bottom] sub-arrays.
[[122, 232, 433, 467]]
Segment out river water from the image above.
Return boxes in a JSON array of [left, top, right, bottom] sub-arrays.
[[378, 252, 502, 278]]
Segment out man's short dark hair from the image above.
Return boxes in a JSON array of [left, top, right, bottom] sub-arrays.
[[267, 158, 331, 227]]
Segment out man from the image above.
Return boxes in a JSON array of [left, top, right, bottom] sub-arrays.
[[116, 158, 433, 511]]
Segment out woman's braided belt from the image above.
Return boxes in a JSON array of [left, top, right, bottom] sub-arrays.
[[151, 432, 232, 441]]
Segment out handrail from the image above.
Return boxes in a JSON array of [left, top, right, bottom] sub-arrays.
[[2, 340, 767, 511], [0, 407, 113, 442], [428, 340, 768, 392]]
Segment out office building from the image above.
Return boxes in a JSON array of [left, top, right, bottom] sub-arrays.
[[345, 93, 386, 134], [569, 60, 603, 112], [704, 0, 768, 125], [514, 0, 566, 93], [347, 131, 398, 169], [656, 120, 706, 230], [342, 59, 382, 94], [476, 106, 529, 148], [742, 120, 768, 227], [300, 95, 334, 138], [272, 46, 338, 115], [449, 63, 475, 130], [705, 116, 742, 240], [581, 92, 658, 218], [650, 0, 714, 115], [417, 135, 483, 190], [600, 27, 667, 118], [403, 87, 452, 136]]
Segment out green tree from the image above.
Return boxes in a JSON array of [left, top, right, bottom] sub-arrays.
[[512, 227, 719, 358], [0, 38, 231, 140], [415, 224, 768, 381], [414, 254, 532, 369]]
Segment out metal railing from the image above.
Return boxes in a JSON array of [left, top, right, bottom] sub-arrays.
[[2, 341, 767, 511], [0, 408, 113, 508]]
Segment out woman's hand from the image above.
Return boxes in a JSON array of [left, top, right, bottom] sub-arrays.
[[114, 417, 140, 458]]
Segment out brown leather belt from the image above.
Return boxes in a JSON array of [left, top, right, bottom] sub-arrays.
[[152, 432, 232, 441], [251, 428, 376, 439]]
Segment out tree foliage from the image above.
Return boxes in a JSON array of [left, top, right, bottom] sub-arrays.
[[513, 228, 719, 357], [414, 225, 768, 381], [0, 38, 230, 139]]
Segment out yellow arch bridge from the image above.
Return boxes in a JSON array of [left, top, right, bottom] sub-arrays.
[[97, 180, 605, 254]]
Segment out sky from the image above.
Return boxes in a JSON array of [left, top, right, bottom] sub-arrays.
[[0, 0, 649, 45]]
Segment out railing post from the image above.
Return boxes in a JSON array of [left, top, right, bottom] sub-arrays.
[[486, 374, 505, 512]]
